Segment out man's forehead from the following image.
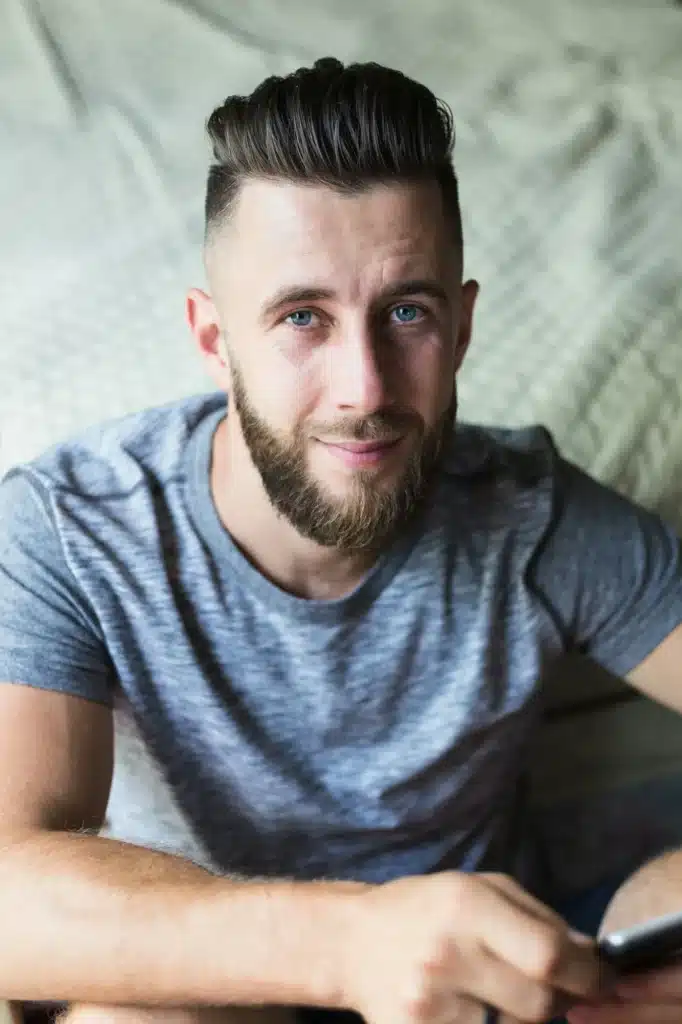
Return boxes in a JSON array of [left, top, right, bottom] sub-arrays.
[[232, 175, 444, 220], [208, 177, 455, 285]]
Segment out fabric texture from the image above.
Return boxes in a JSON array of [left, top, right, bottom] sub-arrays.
[[1, 393, 681, 884]]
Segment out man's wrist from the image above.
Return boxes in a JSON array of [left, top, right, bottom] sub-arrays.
[[310, 880, 371, 1010], [213, 877, 370, 1010]]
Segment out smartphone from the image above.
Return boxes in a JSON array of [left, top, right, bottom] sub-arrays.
[[598, 910, 682, 975]]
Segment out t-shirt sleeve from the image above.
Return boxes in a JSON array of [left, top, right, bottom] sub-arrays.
[[0, 469, 115, 705], [532, 455, 682, 677]]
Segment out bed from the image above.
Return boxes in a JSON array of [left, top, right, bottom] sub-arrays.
[[2, 0, 682, 977]]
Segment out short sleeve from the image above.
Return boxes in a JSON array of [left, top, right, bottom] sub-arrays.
[[0, 469, 115, 705], [531, 457, 682, 677]]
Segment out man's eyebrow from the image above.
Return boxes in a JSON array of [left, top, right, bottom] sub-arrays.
[[377, 279, 449, 305], [260, 279, 449, 322], [260, 286, 336, 322]]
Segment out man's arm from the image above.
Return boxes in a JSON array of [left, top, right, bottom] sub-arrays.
[[0, 683, 357, 1008], [626, 622, 682, 713], [531, 451, 682, 683], [564, 848, 682, 1024]]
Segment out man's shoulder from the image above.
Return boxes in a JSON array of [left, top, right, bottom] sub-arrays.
[[424, 422, 567, 543], [5, 391, 225, 500], [441, 422, 560, 488]]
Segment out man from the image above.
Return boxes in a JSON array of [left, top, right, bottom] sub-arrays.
[[1, 55, 682, 1024]]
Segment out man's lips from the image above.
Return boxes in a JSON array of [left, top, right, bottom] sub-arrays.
[[322, 439, 400, 452], [316, 437, 403, 467]]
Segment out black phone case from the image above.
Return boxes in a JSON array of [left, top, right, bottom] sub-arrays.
[[599, 914, 682, 975]]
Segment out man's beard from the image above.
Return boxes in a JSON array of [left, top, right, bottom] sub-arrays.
[[230, 362, 455, 553]]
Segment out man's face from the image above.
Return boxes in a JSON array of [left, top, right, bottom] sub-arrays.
[[204, 178, 477, 551]]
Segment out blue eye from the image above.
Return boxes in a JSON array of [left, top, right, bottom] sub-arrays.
[[286, 309, 316, 328], [391, 304, 423, 324]]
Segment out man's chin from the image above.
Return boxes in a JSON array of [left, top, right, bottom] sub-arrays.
[[312, 473, 403, 511], [311, 447, 412, 489]]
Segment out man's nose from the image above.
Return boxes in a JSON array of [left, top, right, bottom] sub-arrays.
[[325, 327, 391, 414]]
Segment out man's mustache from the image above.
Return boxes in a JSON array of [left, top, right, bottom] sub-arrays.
[[307, 411, 422, 443]]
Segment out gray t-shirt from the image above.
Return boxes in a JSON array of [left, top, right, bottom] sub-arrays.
[[1, 392, 682, 884]]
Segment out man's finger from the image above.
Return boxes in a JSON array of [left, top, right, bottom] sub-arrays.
[[482, 874, 568, 929], [616, 965, 682, 1001], [479, 874, 601, 999], [427, 993, 485, 1024], [454, 944, 564, 1023], [473, 889, 600, 999], [568, 1002, 682, 1024]]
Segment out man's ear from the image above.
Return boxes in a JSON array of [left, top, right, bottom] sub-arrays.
[[454, 279, 479, 373], [186, 288, 231, 385]]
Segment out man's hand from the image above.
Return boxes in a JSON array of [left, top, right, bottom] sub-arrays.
[[340, 871, 602, 1024], [567, 966, 682, 1024], [564, 848, 682, 1023]]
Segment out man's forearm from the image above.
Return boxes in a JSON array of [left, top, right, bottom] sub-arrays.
[[0, 831, 364, 1008], [599, 848, 682, 938]]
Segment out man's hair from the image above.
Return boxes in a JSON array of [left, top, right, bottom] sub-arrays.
[[204, 57, 462, 250]]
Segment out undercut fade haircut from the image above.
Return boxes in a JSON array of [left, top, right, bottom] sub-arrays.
[[204, 57, 462, 252]]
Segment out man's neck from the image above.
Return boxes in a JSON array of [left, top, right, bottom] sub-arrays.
[[209, 418, 379, 601]]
